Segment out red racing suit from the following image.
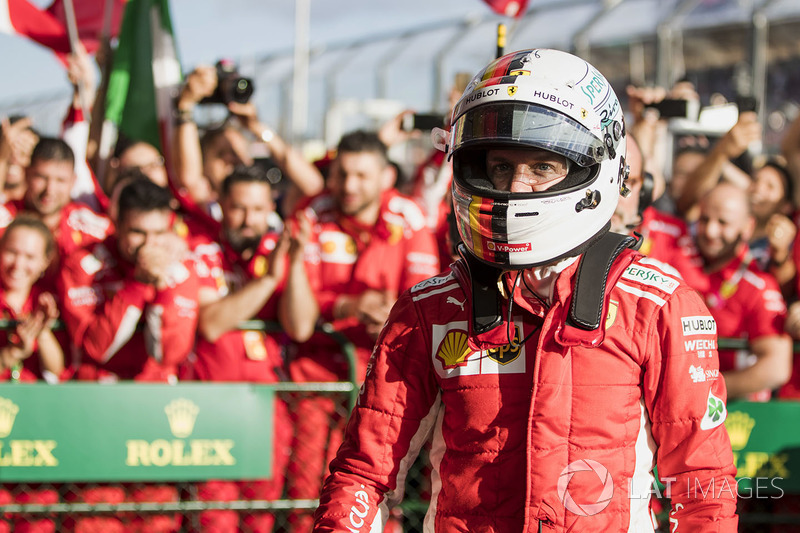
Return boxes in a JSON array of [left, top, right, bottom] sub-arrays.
[[57, 238, 199, 382], [314, 249, 738, 532]]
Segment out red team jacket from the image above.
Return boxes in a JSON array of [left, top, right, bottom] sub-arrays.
[[290, 189, 441, 382], [187, 227, 321, 383], [314, 250, 737, 532], [57, 238, 199, 382]]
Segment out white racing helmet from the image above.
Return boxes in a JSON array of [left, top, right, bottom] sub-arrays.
[[441, 49, 628, 269]]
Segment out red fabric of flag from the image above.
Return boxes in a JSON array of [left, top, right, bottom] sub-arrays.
[[482, 0, 529, 17], [47, 0, 125, 48], [1, 0, 124, 59]]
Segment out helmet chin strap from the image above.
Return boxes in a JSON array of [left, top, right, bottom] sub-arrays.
[[457, 244, 505, 335]]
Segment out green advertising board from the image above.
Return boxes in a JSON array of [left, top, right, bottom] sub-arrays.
[[0, 383, 274, 482], [726, 401, 800, 494]]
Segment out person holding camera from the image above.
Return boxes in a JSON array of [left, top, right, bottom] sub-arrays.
[[173, 65, 324, 221]]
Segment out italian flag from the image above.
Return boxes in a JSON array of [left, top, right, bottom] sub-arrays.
[[103, 0, 181, 155]]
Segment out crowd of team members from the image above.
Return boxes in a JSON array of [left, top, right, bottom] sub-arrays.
[[1, 55, 800, 532]]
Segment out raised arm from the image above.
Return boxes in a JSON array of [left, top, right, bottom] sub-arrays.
[[172, 66, 218, 205], [197, 237, 288, 343], [278, 210, 319, 342], [677, 112, 760, 221], [228, 101, 324, 214]]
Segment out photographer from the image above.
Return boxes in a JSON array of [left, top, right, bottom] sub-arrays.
[[172, 65, 323, 220]]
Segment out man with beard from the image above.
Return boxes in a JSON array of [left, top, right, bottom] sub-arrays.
[[682, 182, 792, 401], [185, 165, 319, 532], [285, 130, 441, 532]]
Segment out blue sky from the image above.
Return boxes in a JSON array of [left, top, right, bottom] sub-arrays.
[[0, 0, 477, 105]]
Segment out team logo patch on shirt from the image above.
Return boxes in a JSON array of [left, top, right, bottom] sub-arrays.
[[80, 254, 103, 275], [436, 330, 471, 368], [68, 208, 111, 240], [431, 322, 526, 378], [486, 325, 521, 365], [689, 364, 719, 383], [319, 231, 357, 264], [242, 330, 267, 361], [621, 265, 679, 294], [681, 316, 717, 336], [700, 389, 727, 430], [253, 256, 268, 278], [605, 300, 618, 329]]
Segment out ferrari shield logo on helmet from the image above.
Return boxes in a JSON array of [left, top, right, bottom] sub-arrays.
[[507, 86, 518, 97]]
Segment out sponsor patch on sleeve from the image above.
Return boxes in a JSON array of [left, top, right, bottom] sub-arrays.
[[621, 264, 679, 294], [411, 272, 455, 293], [700, 389, 727, 430], [681, 315, 717, 336]]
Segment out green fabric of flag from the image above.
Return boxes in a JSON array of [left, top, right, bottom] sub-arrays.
[[105, 0, 181, 152]]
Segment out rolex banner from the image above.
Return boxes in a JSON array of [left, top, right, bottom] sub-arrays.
[[0, 383, 274, 482], [725, 401, 799, 494]]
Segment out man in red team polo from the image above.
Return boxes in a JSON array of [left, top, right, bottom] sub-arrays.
[[186, 165, 320, 532], [0, 137, 113, 272], [286, 130, 441, 532], [682, 182, 792, 401]]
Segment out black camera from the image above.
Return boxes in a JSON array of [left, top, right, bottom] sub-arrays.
[[199, 60, 254, 105], [644, 98, 699, 120], [402, 112, 446, 132]]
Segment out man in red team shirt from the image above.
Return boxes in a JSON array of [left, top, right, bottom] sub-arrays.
[[683, 182, 792, 401], [59, 178, 199, 382], [0, 137, 113, 272], [285, 131, 441, 531], [186, 165, 319, 532]]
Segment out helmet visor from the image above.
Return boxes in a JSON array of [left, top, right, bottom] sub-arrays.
[[451, 102, 606, 168]]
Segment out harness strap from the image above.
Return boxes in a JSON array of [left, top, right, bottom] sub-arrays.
[[568, 231, 639, 330]]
